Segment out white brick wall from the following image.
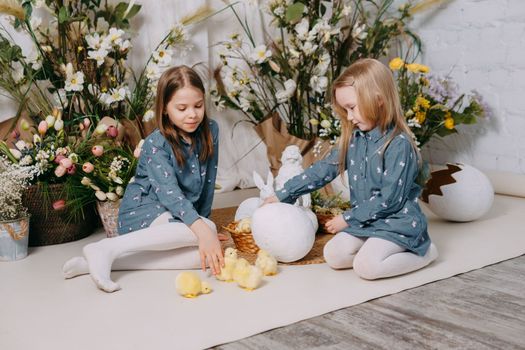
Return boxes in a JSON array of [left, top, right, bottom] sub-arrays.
[[409, 0, 525, 174]]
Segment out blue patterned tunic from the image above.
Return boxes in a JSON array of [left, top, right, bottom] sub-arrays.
[[275, 126, 431, 256], [117, 120, 219, 234]]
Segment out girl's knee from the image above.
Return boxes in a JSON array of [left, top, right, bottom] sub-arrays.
[[323, 238, 350, 269], [352, 253, 382, 280]]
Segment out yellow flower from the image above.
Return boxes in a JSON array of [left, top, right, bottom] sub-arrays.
[[309, 119, 319, 126], [444, 117, 454, 129], [418, 64, 430, 73], [416, 95, 430, 109], [416, 111, 426, 124], [389, 57, 404, 70], [407, 63, 430, 73]]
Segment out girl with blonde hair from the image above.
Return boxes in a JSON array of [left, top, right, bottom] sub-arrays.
[[264, 58, 438, 279]]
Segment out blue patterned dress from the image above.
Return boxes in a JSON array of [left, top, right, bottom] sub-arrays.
[[117, 120, 219, 234], [275, 126, 431, 256]]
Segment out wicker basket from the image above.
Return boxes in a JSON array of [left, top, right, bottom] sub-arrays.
[[222, 221, 260, 254], [96, 199, 121, 238], [23, 183, 99, 246]]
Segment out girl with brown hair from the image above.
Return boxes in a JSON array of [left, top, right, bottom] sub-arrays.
[[63, 66, 225, 292]]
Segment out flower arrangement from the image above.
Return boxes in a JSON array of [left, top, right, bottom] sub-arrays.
[[311, 190, 350, 217], [389, 57, 487, 148], [0, 0, 208, 140], [79, 141, 137, 203], [0, 158, 37, 221], [0, 0, 221, 217], [212, 0, 422, 141], [0, 108, 81, 181]]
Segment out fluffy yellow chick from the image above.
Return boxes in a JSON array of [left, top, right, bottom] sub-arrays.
[[236, 218, 252, 233], [233, 258, 263, 291], [175, 272, 212, 298], [216, 247, 238, 282], [255, 249, 278, 276]]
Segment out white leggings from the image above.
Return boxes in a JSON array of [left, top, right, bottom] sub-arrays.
[[323, 232, 438, 280], [105, 212, 215, 270]]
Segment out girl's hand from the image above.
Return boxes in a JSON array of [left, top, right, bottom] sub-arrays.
[[190, 219, 225, 275], [261, 195, 280, 206], [325, 214, 349, 234]]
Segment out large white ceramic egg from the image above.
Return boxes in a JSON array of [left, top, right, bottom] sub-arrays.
[[251, 203, 316, 262], [424, 163, 494, 222]]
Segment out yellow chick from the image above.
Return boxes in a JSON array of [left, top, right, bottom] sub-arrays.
[[175, 272, 212, 298], [233, 258, 263, 291], [236, 218, 252, 233], [216, 247, 238, 282], [255, 249, 278, 276]]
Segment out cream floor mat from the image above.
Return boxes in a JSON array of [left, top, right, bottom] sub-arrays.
[[1, 194, 524, 350]]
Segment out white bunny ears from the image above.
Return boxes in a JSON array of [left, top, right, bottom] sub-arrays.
[[253, 171, 275, 200]]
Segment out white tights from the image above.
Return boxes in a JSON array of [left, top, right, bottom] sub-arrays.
[[63, 212, 215, 292], [323, 232, 438, 280]]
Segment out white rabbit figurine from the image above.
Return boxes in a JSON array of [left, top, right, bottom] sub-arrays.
[[275, 145, 311, 208], [234, 171, 275, 221]]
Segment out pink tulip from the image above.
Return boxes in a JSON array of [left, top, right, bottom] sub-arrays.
[[106, 125, 118, 138], [38, 120, 48, 135], [91, 145, 104, 157], [66, 164, 76, 175], [52, 199, 66, 211], [59, 158, 73, 169], [79, 123, 85, 131], [54, 154, 66, 164], [83, 118, 91, 128], [54, 165, 67, 177], [11, 129, 20, 139], [82, 162, 94, 173]]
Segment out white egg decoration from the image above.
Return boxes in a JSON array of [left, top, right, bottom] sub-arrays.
[[251, 203, 316, 263], [422, 163, 494, 222]]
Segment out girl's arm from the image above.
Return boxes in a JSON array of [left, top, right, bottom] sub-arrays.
[[343, 136, 418, 227], [274, 147, 341, 204]]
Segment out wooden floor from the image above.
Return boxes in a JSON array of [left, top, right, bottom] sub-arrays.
[[211, 255, 525, 350]]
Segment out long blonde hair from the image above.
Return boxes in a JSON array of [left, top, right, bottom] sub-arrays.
[[331, 58, 420, 174], [155, 65, 213, 167]]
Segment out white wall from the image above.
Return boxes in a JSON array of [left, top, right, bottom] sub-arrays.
[[1, 0, 523, 189], [409, 0, 525, 174]]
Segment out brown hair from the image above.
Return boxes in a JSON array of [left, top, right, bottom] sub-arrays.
[[155, 65, 213, 166], [331, 58, 420, 175]]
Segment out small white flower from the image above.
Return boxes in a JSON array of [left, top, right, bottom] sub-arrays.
[[143, 110, 155, 122], [15, 140, 28, 150], [145, 63, 161, 81], [310, 75, 328, 94], [88, 48, 108, 67], [11, 62, 24, 84], [153, 48, 173, 66], [105, 27, 125, 47], [320, 119, 331, 129], [294, 18, 310, 41], [25, 49, 42, 70], [104, 87, 127, 105], [54, 119, 64, 131], [250, 45, 272, 64], [64, 64, 84, 92], [85, 33, 104, 50], [342, 5, 352, 16], [275, 79, 296, 103]]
